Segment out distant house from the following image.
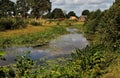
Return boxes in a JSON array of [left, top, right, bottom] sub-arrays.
[[79, 15, 87, 22], [69, 16, 78, 20]]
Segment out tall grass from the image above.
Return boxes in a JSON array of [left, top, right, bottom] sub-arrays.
[[0, 45, 116, 78], [0, 26, 67, 47]]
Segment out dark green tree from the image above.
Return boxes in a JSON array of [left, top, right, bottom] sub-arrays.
[[82, 9, 90, 16], [51, 8, 65, 19], [88, 9, 101, 20], [96, 0, 120, 50], [0, 0, 15, 17], [16, 0, 30, 18], [31, 0, 51, 19]]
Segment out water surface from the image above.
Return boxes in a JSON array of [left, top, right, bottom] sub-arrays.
[[0, 28, 89, 66]]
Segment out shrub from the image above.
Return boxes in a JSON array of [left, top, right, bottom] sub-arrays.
[[0, 17, 27, 31], [30, 21, 42, 26], [71, 45, 115, 78], [15, 51, 36, 77]]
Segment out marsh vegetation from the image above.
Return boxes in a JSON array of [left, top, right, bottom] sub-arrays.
[[0, 0, 120, 78]]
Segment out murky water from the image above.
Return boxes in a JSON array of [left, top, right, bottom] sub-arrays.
[[0, 28, 89, 66]]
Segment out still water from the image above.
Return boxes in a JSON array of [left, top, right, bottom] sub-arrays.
[[0, 28, 89, 66]]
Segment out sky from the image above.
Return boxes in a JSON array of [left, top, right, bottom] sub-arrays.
[[11, 0, 115, 16]]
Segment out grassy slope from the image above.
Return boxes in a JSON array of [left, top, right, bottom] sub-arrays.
[[0, 19, 83, 47], [101, 55, 120, 78], [0, 19, 83, 38], [0, 24, 54, 38]]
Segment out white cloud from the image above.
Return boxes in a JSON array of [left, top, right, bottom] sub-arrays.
[[51, 0, 115, 16]]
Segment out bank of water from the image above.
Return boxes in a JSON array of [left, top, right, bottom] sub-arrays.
[[0, 28, 89, 66]]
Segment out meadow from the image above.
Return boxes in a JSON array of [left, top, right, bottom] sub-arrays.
[[0, 18, 83, 47]]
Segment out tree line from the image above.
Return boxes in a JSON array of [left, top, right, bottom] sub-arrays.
[[84, 0, 120, 51], [0, 0, 80, 19], [0, 0, 51, 18]]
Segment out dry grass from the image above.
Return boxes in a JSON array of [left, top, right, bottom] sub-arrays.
[[0, 19, 83, 38], [101, 57, 120, 78], [0, 25, 54, 38]]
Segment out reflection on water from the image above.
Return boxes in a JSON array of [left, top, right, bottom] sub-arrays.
[[0, 47, 49, 66], [49, 34, 89, 53], [0, 28, 89, 66]]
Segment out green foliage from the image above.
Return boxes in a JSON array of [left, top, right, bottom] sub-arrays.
[[0, 44, 117, 78], [0, 0, 15, 17], [0, 26, 67, 47], [95, 0, 120, 50], [30, 20, 42, 26], [31, 0, 51, 18], [0, 51, 5, 60], [0, 17, 27, 31], [84, 1, 120, 51], [15, 51, 36, 77], [51, 8, 65, 19], [16, 0, 30, 18], [84, 9, 102, 34], [71, 45, 115, 78], [82, 9, 90, 16]]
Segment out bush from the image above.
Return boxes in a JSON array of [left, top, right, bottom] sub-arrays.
[[0, 17, 27, 31], [30, 21, 42, 26], [71, 45, 115, 78], [15, 51, 36, 77]]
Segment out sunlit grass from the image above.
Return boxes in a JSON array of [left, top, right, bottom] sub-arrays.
[[0, 19, 83, 38], [0, 25, 54, 38], [101, 55, 120, 78], [0, 19, 84, 47]]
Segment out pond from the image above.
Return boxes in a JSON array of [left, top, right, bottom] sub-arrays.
[[0, 28, 89, 66]]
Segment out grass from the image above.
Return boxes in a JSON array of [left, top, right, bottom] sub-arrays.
[[0, 19, 84, 47], [0, 19, 83, 38], [101, 53, 120, 78], [0, 18, 120, 78], [0, 25, 53, 38], [0, 26, 67, 47]]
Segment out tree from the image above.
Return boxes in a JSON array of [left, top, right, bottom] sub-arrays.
[[51, 8, 65, 19], [31, 0, 51, 19], [67, 11, 76, 18], [16, 0, 30, 18], [96, 0, 120, 50], [82, 9, 90, 16], [0, 0, 15, 17]]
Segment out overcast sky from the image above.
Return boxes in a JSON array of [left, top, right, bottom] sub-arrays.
[[11, 0, 115, 16]]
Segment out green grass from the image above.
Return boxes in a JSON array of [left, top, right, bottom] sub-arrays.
[[0, 26, 68, 47]]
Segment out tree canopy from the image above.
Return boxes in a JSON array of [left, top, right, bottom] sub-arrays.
[[51, 8, 65, 19], [84, 0, 120, 50], [82, 9, 90, 16], [0, 0, 15, 17], [0, 0, 51, 18], [31, 0, 51, 18]]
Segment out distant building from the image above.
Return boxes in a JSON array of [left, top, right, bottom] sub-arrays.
[[69, 16, 78, 20], [79, 15, 87, 22]]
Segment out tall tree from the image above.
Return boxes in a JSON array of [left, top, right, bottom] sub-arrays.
[[51, 8, 65, 19], [0, 0, 15, 17], [16, 0, 30, 18], [82, 9, 90, 16], [31, 0, 51, 19], [96, 0, 120, 50]]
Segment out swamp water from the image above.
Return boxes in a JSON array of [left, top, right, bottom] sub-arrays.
[[0, 28, 89, 66]]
